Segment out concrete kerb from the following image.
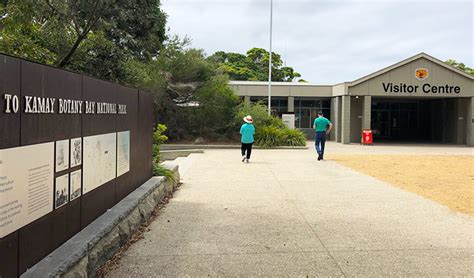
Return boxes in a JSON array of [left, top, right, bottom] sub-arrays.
[[21, 164, 180, 278], [162, 144, 309, 150], [160, 149, 204, 161]]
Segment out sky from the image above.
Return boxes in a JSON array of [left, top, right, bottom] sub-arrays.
[[162, 0, 473, 84]]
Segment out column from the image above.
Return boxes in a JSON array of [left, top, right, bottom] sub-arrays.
[[288, 96, 294, 112], [341, 95, 351, 144], [430, 101, 436, 142], [467, 97, 474, 146], [456, 99, 464, 144], [362, 96, 371, 129], [336, 97, 342, 142], [330, 97, 338, 141], [441, 100, 447, 143], [244, 95, 250, 103]]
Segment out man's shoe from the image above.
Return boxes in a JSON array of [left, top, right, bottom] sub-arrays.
[[317, 156, 321, 161], [242, 156, 246, 162], [245, 159, 249, 163]]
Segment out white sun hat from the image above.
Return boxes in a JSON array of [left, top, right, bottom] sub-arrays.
[[243, 115, 253, 123]]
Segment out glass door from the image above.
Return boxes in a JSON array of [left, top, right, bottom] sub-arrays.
[[310, 109, 318, 128], [390, 109, 400, 138], [300, 108, 311, 128], [372, 110, 390, 138]]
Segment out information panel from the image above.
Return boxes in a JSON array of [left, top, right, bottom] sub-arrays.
[[83, 133, 117, 194], [282, 114, 296, 129], [70, 138, 82, 167], [70, 169, 82, 201], [55, 174, 69, 209], [117, 131, 130, 177], [55, 140, 69, 172], [0, 142, 54, 238]]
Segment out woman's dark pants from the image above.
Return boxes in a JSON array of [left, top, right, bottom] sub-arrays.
[[241, 143, 253, 159]]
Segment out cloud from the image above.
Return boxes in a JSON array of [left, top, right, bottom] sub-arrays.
[[162, 0, 473, 83]]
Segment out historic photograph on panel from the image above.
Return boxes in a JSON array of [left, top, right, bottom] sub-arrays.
[[117, 131, 130, 177], [70, 169, 82, 201], [55, 139, 69, 172], [55, 174, 69, 209], [83, 133, 117, 194], [70, 137, 82, 167]]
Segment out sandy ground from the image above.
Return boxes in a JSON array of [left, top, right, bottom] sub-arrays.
[[329, 154, 474, 217]]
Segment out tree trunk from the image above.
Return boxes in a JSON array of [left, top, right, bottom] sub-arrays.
[[56, 33, 87, 68], [55, 1, 102, 68]]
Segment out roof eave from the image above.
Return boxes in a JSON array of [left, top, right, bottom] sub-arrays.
[[349, 52, 473, 87]]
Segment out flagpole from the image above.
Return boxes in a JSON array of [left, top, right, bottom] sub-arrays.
[[268, 0, 273, 115]]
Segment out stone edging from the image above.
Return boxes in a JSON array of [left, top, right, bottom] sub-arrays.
[[160, 149, 204, 161], [21, 164, 180, 278], [162, 144, 309, 150]]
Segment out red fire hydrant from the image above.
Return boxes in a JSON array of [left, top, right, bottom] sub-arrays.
[[362, 129, 373, 145]]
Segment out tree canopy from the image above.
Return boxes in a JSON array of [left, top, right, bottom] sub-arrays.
[[126, 37, 238, 140], [0, 0, 167, 82], [0, 2, 307, 142], [445, 59, 474, 75], [208, 47, 304, 82]]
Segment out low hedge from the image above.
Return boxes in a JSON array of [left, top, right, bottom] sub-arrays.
[[236, 102, 307, 148], [255, 125, 306, 148]]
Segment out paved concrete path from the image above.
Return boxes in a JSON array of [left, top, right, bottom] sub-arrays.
[[108, 146, 474, 277]]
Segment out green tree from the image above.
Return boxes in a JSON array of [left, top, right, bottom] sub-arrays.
[[0, 0, 167, 82], [193, 75, 239, 137], [234, 101, 273, 127], [129, 37, 226, 140], [0, 1, 57, 63], [208, 47, 303, 82], [445, 59, 474, 75]]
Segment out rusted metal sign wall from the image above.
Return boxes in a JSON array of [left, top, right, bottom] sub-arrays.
[[0, 54, 153, 277]]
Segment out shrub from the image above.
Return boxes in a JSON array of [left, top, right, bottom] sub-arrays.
[[255, 125, 284, 148], [234, 101, 271, 127], [153, 124, 168, 162], [265, 116, 286, 129], [152, 124, 175, 181], [234, 101, 307, 148], [153, 163, 177, 183], [255, 126, 306, 148], [281, 129, 307, 146]]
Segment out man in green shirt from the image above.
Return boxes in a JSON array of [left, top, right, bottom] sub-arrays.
[[313, 111, 333, 161]]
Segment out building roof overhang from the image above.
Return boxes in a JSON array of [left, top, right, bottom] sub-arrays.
[[228, 81, 332, 87], [348, 52, 474, 87]]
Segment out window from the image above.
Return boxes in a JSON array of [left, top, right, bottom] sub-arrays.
[[250, 96, 268, 105], [271, 98, 288, 113], [249, 97, 288, 115], [294, 98, 331, 128]]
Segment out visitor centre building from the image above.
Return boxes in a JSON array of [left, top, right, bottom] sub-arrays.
[[229, 53, 474, 146]]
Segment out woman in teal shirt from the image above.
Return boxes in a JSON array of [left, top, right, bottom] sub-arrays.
[[240, 115, 255, 163]]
